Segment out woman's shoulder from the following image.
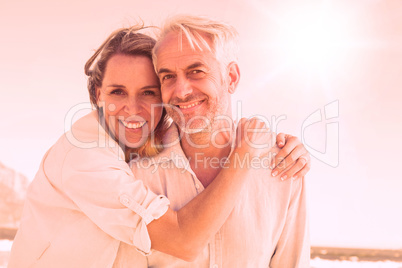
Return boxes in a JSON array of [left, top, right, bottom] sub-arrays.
[[67, 110, 102, 142], [64, 110, 117, 150], [45, 110, 123, 162]]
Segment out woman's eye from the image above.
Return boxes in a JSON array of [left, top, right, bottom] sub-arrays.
[[143, 90, 156, 96], [111, 89, 125, 95]]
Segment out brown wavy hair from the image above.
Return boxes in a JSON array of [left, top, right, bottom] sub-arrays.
[[84, 25, 169, 160]]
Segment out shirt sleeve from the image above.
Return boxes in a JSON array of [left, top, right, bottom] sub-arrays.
[[61, 146, 170, 255], [270, 177, 310, 268]]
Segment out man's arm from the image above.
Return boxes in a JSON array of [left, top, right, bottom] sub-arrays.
[[270, 177, 310, 267]]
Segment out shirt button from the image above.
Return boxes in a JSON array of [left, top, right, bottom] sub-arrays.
[[212, 264, 218, 268], [195, 184, 200, 189], [122, 197, 130, 205]]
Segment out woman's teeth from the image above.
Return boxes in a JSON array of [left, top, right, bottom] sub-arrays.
[[178, 101, 202, 109], [121, 120, 146, 129]]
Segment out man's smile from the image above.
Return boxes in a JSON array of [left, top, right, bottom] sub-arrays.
[[174, 100, 205, 111]]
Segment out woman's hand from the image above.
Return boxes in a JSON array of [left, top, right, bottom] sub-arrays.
[[148, 118, 278, 261], [271, 133, 311, 180], [234, 117, 276, 158]]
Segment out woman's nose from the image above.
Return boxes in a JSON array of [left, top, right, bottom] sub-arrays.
[[123, 97, 142, 115]]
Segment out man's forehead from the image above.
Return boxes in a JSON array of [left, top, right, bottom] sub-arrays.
[[157, 31, 213, 56], [156, 56, 210, 75], [155, 32, 218, 73]]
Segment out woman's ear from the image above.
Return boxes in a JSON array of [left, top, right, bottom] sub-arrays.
[[95, 86, 102, 108], [226, 62, 240, 94]]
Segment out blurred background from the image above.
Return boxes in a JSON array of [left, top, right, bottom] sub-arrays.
[[1, 0, 402, 266]]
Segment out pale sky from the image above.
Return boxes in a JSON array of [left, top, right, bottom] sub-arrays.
[[1, 0, 402, 249]]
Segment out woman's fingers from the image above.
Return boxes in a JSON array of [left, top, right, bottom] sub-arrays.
[[291, 154, 311, 180], [236, 126, 311, 181], [271, 135, 310, 179], [272, 137, 305, 169], [276, 132, 287, 148], [274, 154, 310, 180]]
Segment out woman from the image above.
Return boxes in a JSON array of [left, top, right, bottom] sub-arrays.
[[9, 26, 309, 267]]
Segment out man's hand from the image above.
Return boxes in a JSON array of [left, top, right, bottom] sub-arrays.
[[271, 133, 311, 180]]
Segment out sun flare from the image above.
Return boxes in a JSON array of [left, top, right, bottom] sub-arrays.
[[274, 6, 352, 71]]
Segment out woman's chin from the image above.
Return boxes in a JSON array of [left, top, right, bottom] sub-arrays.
[[119, 135, 148, 149]]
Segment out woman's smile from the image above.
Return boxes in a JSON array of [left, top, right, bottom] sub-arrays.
[[120, 119, 146, 129], [97, 54, 163, 148]]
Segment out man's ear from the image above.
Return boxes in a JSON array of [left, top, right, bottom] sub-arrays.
[[226, 61, 240, 94]]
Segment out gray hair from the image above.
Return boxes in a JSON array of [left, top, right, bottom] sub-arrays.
[[153, 15, 239, 71]]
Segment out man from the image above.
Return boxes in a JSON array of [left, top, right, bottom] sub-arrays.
[[120, 15, 310, 267]]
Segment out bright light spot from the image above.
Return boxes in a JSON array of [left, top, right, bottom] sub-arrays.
[[310, 258, 402, 268], [274, 6, 352, 71], [0, 239, 13, 251]]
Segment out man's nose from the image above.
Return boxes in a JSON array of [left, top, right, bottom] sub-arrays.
[[174, 76, 193, 100]]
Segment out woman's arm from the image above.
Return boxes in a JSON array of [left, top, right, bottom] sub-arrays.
[[147, 117, 272, 261]]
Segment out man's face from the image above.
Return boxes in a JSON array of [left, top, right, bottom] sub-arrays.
[[155, 32, 231, 133]]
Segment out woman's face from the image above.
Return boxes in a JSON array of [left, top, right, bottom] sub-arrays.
[[96, 54, 163, 148]]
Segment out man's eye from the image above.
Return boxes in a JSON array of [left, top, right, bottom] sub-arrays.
[[189, 70, 204, 77], [162, 74, 174, 81]]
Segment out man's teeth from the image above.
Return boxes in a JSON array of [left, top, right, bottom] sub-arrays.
[[121, 120, 146, 129], [178, 101, 202, 109]]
